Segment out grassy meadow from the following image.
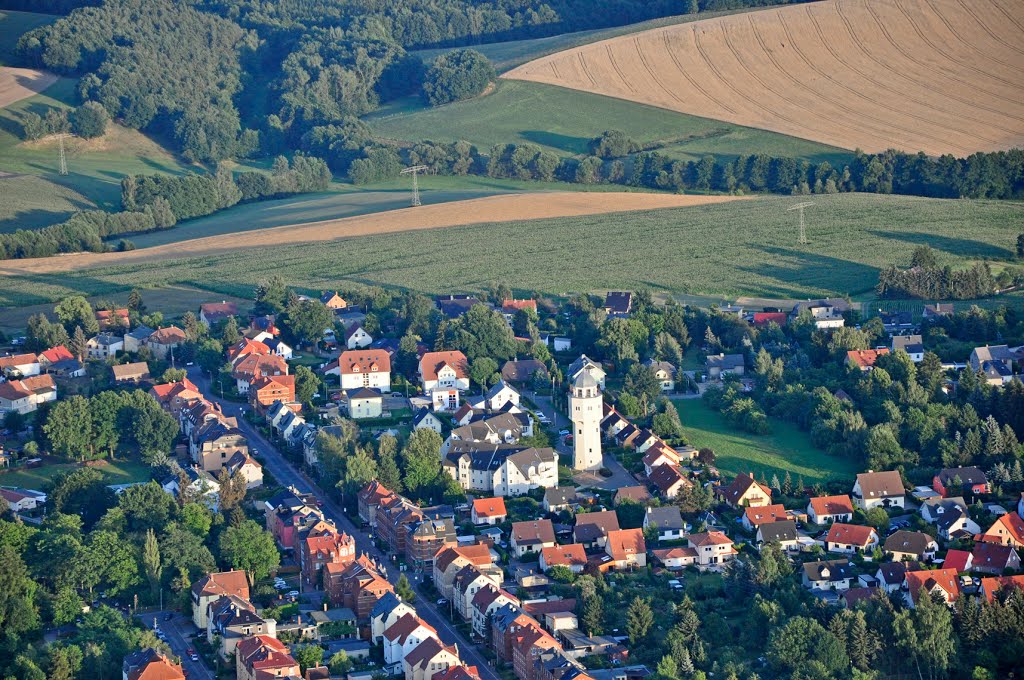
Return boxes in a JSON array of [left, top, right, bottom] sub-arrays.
[[0, 10, 56, 66], [0, 192, 1020, 318], [674, 399, 856, 483], [0, 459, 152, 490], [370, 80, 851, 166]]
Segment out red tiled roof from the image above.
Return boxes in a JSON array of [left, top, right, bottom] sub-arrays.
[[472, 497, 507, 519], [652, 547, 697, 561], [541, 544, 587, 569], [420, 351, 469, 381], [744, 504, 787, 527], [984, 513, 1024, 544], [942, 549, 972, 573], [337, 349, 391, 375], [689, 531, 733, 547], [384, 613, 436, 643], [979, 575, 1024, 602], [719, 472, 771, 506], [39, 345, 74, 363], [191, 570, 250, 600], [826, 523, 878, 547], [752, 312, 788, 326], [972, 541, 1019, 569], [847, 348, 890, 369], [809, 495, 854, 518], [905, 568, 960, 604], [502, 299, 537, 313], [606, 528, 646, 562]]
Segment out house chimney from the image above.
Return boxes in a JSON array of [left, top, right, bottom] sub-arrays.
[[324, 602, 328, 612]]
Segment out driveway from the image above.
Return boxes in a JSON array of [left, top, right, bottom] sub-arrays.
[[185, 367, 501, 680], [139, 610, 213, 680]]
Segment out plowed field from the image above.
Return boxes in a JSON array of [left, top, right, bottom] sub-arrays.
[[504, 0, 1024, 155]]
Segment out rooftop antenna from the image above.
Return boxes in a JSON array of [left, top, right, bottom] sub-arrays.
[[57, 133, 68, 176], [788, 201, 813, 245], [400, 165, 427, 207]]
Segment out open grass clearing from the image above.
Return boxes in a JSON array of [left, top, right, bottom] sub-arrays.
[[673, 399, 857, 483], [0, 174, 97, 231], [0, 459, 152, 490], [505, 0, 1024, 155], [0, 193, 1020, 315], [369, 80, 849, 166]]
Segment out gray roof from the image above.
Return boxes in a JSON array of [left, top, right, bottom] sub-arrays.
[[757, 519, 797, 543], [572, 369, 598, 390], [803, 559, 853, 582], [506, 447, 556, 477], [706, 353, 744, 370], [884, 530, 935, 556], [645, 506, 684, 530], [544, 487, 577, 507], [936, 466, 987, 486]]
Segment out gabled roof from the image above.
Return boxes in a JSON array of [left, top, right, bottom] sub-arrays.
[[512, 519, 555, 546], [985, 513, 1024, 544], [757, 520, 798, 543], [606, 528, 645, 561], [645, 506, 684, 530], [846, 348, 890, 369], [979, 575, 1024, 602], [542, 544, 587, 569], [501, 359, 548, 382], [803, 559, 853, 582], [434, 544, 492, 573], [883, 530, 935, 556], [942, 549, 972, 573], [420, 351, 469, 381], [150, 326, 187, 345], [877, 561, 908, 585], [472, 497, 507, 519], [405, 637, 457, 669], [649, 463, 689, 494], [936, 466, 987, 486], [573, 511, 620, 543], [855, 471, 905, 499], [744, 504, 787, 527], [384, 612, 436, 643], [718, 472, 769, 505], [191, 569, 250, 600], [905, 568, 960, 604], [809, 495, 854, 517], [544, 487, 577, 507], [688, 531, 732, 547], [124, 647, 185, 680], [39, 345, 74, 363], [972, 542, 1019, 569], [614, 486, 652, 505], [826, 523, 878, 547], [433, 666, 481, 680]]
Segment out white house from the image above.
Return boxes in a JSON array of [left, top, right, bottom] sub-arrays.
[[644, 506, 687, 541], [383, 613, 438, 665], [567, 354, 606, 389], [327, 349, 392, 391], [0, 487, 47, 512], [370, 593, 416, 644], [643, 359, 677, 392], [852, 471, 905, 510], [345, 324, 373, 349], [412, 408, 444, 434], [0, 353, 41, 378], [802, 559, 854, 591], [346, 388, 383, 420], [0, 374, 57, 415], [85, 333, 124, 360], [420, 351, 470, 412], [262, 338, 294, 360], [891, 335, 925, 362], [467, 380, 520, 411]]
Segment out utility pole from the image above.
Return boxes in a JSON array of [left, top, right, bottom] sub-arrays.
[[58, 133, 68, 176], [400, 165, 428, 207], [787, 201, 814, 245]]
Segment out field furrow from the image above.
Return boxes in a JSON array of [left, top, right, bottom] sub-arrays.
[[503, 0, 1024, 155]]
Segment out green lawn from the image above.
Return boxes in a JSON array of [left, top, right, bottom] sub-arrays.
[[673, 399, 858, 483], [0, 10, 57, 66], [369, 80, 850, 166], [0, 459, 153, 490]]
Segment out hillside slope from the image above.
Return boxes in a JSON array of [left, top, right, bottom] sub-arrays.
[[505, 0, 1024, 155]]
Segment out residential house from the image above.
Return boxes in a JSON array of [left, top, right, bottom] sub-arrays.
[[326, 555, 395, 620], [443, 444, 557, 497], [567, 355, 606, 389], [0, 487, 46, 513], [802, 559, 854, 591], [603, 292, 633, 317], [511, 520, 556, 557], [920, 496, 969, 523], [904, 568, 960, 607], [706, 353, 744, 379], [644, 506, 686, 542], [892, 335, 925, 362], [191, 419, 248, 473], [358, 480, 394, 527], [249, 374, 296, 413], [0, 353, 40, 377], [742, 504, 787, 531], [876, 562, 909, 594], [642, 444, 681, 475], [469, 380, 521, 411], [643, 359, 676, 392], [933, 466, 989, 497], [501, 359, 548, 385], [513, 624, 561, 680], [300, 529, 356, 587], [540, 544, 588, 574], [852, 470, 905, 510], [190, 570, 250, 629], [792, 299, 848, 329], [436, 295, 486, 318], [37, 345, 73, 370], [321, 291, 348, 310], [472, 497, 507, 525], [371, 592, 416, 644], [755, 520, 799, 551], [969, 345, 1016, 385], [208, 594, 276, 657], [86, 333, 123, 360], [0, 374, 57, 415], [825, 523, 879, 554], [235, 635, 299, 680], [573, 511, 620, 548], [884, 531, 938, 562], [971, 542, 1021, 575], [453, 564, 501, 620], [407, 516, 458, 566], [501, 299, 537, 323], [404, 637, 461, 680], [846, 348, 890, 371], [471, 585, 518, 638], [420, 351, 470, 411], [232, 354, 288, 393], [936, 506, 980, 542], [147, 326, 187, 360], [199, 302, 238, 326], [326, 349, 392, 390], [718, 472, 772, 508], [346, 324, 374, 350], [433, 666, 481, 680], [384, 613, 438, 665], [346, 388, 384, 419], [112, 361, 150, 384], [543, 487, 578, 514], [978, 575, 1024, 602], [980, 513, 1024, 548], [432, 544, 497, 600], [123, 325, 155, 353], [413, 407, 445, 434], [492, 605, 537, 662], [161, 466, 220, 508], [687, 531, 737, 566], [943, 549, 973, 574], [614, 486, 652, 506], [605, 528, 647, 569], [923, 303, 954, 319], [649, 463, 690, 499], [226, 451, 263, 488], [807, 495, 855, 525], [752, 312, 788, 327], [651, 547, 699, 570], [122, 648, 184, 680]]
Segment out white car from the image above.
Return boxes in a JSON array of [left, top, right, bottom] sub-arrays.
[[535, 412, 551, 424], [286, 590, 299, 598]]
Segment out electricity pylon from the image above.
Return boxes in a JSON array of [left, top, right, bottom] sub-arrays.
[[401, 165, 427, 207], [788, 201, 813, 244]]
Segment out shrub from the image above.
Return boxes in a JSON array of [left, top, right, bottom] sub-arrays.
[[422, 49, 495, 106], [70, 101, 109, 139]]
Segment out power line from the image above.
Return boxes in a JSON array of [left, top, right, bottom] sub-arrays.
[[787, 201, 813, 244], [400, 165, 427, 207]]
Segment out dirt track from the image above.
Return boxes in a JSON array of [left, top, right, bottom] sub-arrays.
[[504, 0, 1024, 156], [0, 67, 57, 108], [0, 191, 747, 276]]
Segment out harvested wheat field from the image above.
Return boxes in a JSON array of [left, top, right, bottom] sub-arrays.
[[0, 191, 747, 276], [0, 67, 56, 108], [504, 0, 1024, 156]]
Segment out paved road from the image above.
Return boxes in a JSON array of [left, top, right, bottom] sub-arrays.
[[185, 368, 500, 680], [139, 610, 213, 680]]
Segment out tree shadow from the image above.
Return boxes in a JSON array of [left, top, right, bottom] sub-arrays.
[[734, 246, 882, 298], [867, 230, 1013, 260], [0, 207, 78, 232], [521, 130, 590, 154]]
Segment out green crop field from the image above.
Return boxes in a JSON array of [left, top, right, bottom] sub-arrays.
[[369, 80, 851, 167], [0, 174, 97, 231], [0, 459, 152, 490], [0, 10, 57, 66], [1, 192, 1021, 318], [674, 399, 857, 483]]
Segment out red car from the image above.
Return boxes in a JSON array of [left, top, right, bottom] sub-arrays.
[[186, 648, 195, 656]]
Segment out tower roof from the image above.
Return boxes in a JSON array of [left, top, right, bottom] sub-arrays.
[[572, 370, 598, 390]]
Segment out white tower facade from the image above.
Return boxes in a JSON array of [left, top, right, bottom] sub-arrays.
[[569, 371, 603, 471]]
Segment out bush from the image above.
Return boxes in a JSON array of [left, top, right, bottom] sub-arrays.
[[422, 49, 495, 106], [70, 101, 109, 139]]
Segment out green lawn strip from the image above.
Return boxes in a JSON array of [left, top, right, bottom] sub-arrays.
[[673, 398, 858, 483], [368, 80, 850, 166], [0, 459, 152, 490]]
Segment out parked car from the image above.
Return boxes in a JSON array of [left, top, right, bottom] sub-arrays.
[[436, 598, 448, 606]]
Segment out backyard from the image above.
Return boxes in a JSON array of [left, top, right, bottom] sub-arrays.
[[0, 458, 152, 490]]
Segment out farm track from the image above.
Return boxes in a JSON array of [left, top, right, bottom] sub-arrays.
[[503, 0, 1024, 155]]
